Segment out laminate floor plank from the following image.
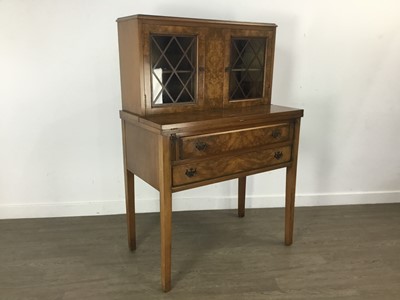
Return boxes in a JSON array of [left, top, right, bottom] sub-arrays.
[[0, 204, 399, 299]]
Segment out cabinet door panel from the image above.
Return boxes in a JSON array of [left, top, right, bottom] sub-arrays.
[[229, 37, 266, 100], [223, 29, 276, 108], [142, 24, 206, 114]]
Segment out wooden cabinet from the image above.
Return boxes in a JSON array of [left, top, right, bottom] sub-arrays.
[[117, 15, 276, 115], [117, 14, 304, 292]]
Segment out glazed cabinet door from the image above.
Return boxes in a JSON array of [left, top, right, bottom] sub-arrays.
[[142, 24, 207, 115], [223, 28, 276, 108]]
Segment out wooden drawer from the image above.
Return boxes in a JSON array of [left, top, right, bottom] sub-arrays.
[[173, 146, 291, 186], [178, 123, 290, 159]]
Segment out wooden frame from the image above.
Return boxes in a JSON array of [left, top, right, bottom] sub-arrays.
[[117, 15, 303, 292]]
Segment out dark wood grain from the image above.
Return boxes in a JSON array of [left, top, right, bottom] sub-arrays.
[[171, 162, 292, 193], [178, 123, 290, 159], [172, 146, 292, 186], [205, 28, 226, 108]]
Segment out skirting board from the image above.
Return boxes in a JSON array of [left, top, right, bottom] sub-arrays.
[[1, 191, 399, 219]]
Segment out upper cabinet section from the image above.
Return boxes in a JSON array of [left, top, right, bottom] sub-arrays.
[[117, 15, 277, 116]]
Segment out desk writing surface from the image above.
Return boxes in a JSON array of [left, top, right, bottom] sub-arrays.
[[131, 105, 303, 132]]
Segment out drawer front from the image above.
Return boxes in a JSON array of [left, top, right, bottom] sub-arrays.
[[178, 123, 290, 159], [173, 146, 291, 186]]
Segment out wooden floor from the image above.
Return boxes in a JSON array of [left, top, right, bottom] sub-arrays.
[[0, 204, 399, 300]]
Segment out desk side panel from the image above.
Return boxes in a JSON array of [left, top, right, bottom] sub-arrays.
[[124, 121, 160, 190], [118, 19, 145, 115]]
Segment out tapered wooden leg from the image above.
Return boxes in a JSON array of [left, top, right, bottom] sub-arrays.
[[285, 166, 296, 245], [125, 170, 136, 250], [159, 135, 172, 292], [285, 118, 301, 246], [160, 187, 172, 292], [121, 120, 136, 251], [238, 176, 246, 217]]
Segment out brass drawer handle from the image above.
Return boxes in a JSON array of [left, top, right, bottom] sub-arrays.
[[272, 129, 282, 139], [185, 168, 197, 178], [274, 151, 283, 160], [195, 141, 208, 151]]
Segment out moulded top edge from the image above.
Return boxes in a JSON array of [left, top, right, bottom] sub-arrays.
[[116, 14, 277, 27]]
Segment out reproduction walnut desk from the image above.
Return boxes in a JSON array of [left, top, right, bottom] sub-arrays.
[[117, 15, 303, 292]]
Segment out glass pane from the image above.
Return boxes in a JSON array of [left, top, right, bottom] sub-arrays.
[[151, 35, 197, 105], [229, 37, 266, 100]]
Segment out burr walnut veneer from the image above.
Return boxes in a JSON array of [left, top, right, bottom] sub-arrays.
[[117, 15, 303, 292]]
